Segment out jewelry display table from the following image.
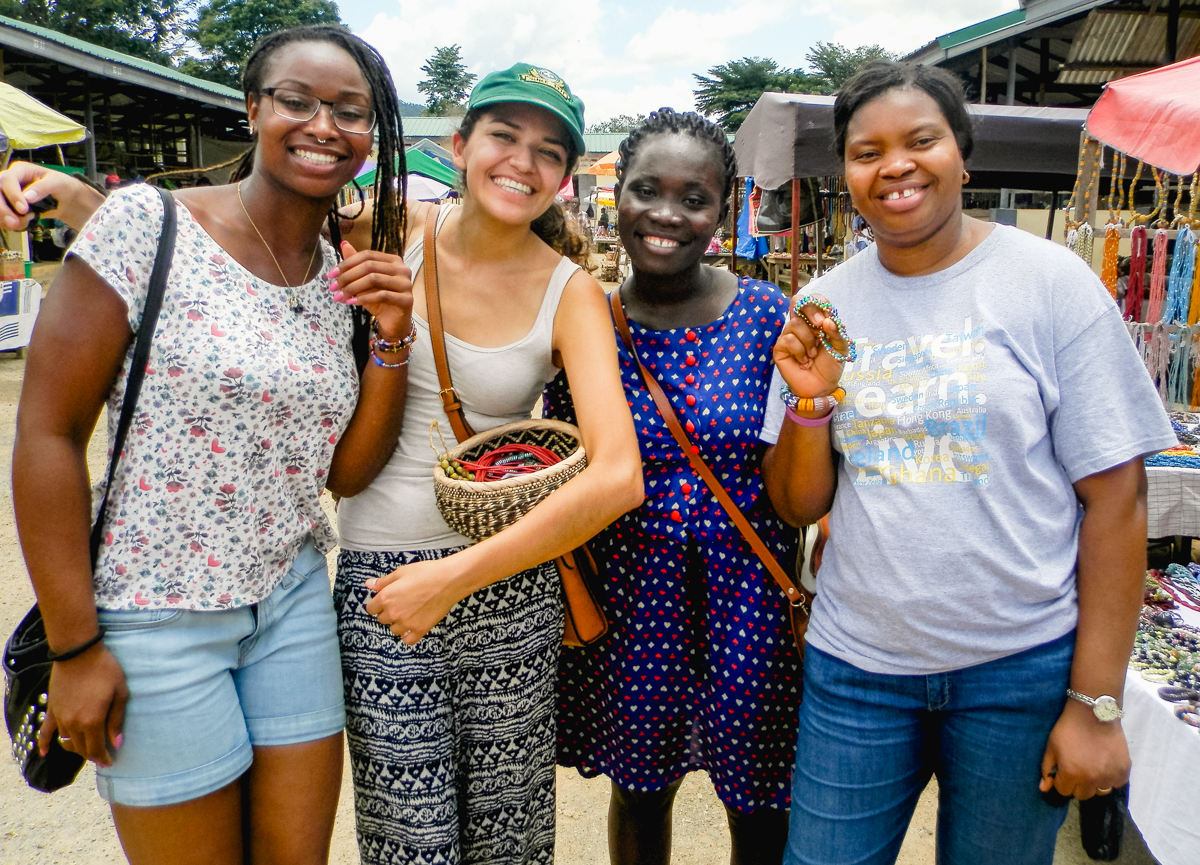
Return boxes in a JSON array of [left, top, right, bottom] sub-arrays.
[[1146, 465, 1200, 539], [1123, 603, 1200, 865]]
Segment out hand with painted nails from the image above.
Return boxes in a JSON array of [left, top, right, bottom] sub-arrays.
[[37, 643, 128, 768], [363, 558, 461, 645], [772, 293, 851, 402], [0, 161, 105, 232], [327, 240, 414, 338]]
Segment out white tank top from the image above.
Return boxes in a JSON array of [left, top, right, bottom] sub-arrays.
[[337, 206, 580, 551]]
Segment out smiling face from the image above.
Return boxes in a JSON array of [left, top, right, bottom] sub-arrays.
[[616, 133, 726, 276], [246, 41, 374, 199], [453, 103, 571, 225], [843, 86, 965, 252]]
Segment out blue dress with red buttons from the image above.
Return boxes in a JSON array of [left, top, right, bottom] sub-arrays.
[[543, 277, 802, 813]]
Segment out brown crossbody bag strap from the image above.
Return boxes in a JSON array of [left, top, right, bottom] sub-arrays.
[[422, 205, 608, 647], [424, 205, 474, 442], [609, 289, 814, 655]]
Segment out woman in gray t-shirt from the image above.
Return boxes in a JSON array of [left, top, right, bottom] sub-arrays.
[[761, 62, 1174, 865]]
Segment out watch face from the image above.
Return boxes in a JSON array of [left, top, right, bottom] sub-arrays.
[[1093, 695, 1122, 722]]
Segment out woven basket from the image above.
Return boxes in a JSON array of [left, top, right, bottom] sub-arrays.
[[432, 419, 587, 542]]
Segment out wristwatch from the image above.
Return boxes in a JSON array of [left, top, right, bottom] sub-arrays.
[[1066, 689, 1124, 722]]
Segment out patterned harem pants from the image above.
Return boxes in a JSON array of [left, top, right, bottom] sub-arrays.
[[335, 548, 563, 865]]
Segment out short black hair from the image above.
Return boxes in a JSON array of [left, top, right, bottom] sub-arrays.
[[833, 61, 974, 163], [616, 108, 737, 218]]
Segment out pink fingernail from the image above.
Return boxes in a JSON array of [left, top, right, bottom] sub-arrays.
[[327, 281, 339, 291], [365, 578, 377, 589], [113, 733, 123, 748], [326, 268, 339, 279], [332, 291, 344, 302], [347, 296, 358, 305]]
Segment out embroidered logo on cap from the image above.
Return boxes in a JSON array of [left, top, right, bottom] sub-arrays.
[[519, 67, 571, 100]]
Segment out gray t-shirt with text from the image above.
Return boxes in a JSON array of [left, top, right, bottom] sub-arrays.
[[761, 224, 1174, 675]]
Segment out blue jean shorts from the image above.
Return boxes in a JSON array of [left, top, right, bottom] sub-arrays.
[[94, 539, 345, 807]]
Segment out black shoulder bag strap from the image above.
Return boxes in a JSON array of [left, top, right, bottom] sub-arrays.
[[88, 187, 177, 564]]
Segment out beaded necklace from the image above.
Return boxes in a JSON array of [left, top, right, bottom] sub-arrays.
[[1164, 227, 1197, 324], [1101, 224, 1120, 300], [1146, 228, 1169, 323], [1126, 226, 1148, 321]]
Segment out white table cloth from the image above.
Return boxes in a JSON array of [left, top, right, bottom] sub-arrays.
[[1123, 604, 1200, 865]]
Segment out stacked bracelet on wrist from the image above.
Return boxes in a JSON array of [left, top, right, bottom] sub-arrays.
[[780, 385, 845, 414], [371, 316, 417, 353], [370, 317, 417, 368]]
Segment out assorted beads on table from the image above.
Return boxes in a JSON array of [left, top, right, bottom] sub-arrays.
[[1132, 580, 1200, 726]]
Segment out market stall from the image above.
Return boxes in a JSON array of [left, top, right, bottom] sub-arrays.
[[0, 83, 83, 356], [1126, 570, 1200, 865], [730, 93, 1092, 287]]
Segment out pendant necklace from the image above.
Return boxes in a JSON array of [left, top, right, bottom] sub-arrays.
[[237, 181, 319, 314]]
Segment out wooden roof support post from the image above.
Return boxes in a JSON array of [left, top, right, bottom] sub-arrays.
[[790, 177, 799, 297]]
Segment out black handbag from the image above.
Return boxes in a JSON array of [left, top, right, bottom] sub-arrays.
[[5, 187, 177, 792]]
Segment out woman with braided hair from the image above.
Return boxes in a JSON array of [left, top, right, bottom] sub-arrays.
[[7, 24, 415, 864], [543, 108, 801, 865]]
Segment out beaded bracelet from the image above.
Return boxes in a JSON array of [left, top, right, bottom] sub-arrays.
[[369, 338, 412, 368], [793, 294, 857, 364], [371, 316, 418, 353], [780, 385, 845, 414]]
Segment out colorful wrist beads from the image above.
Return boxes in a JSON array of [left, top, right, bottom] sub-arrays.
[[792, 295, 857, 364], [780, 386, 846, 414]]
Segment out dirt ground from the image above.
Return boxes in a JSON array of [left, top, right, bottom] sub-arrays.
[[0, 270, 1160, 864]]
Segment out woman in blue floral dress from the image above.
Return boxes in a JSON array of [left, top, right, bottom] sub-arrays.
[[544, 109, 802, 865]]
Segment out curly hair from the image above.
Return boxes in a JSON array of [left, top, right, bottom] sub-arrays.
[[615, 108, 738, 219], [456, 107, 591, 266]]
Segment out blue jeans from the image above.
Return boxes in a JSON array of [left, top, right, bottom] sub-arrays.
[[785, 631, 1074, 865]]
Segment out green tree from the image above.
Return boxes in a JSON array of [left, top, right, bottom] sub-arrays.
[[180, 0, 343, 88], [417, 45, 476, 116], [0, 0, 193, 66], [693, 57, 823, 131], [805, 42, 897, 92], [587, 114, 648, 133]]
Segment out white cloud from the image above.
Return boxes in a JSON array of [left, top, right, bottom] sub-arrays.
[[807, 0, 1019, 55], [354, 0, 1021, 126]]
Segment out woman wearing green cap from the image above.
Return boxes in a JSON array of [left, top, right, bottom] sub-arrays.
[[330, 63, 643, 865], [0, 61, 640, 864]]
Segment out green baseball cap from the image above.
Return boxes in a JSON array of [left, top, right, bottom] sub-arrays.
[[468, 63, 586, 155]]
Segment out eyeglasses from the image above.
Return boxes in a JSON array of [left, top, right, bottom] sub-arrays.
[[260, 87, 376, 135]]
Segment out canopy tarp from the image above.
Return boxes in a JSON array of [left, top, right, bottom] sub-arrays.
[[735, 92, 1091, 189], [357, 148, 459, 188], [587, 149, 619, 176], [0, 82, 86, 150], [1086, 55, 1200, 176]]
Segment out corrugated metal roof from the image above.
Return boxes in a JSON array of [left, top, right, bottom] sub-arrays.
[[401, 116, 460, 137], [1059, 4, 1200, 84], [0, 13, 243, 108], [938, 9, 1027, 50]]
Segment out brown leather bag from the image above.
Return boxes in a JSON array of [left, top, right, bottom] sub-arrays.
[[610, 289, 815, 658], [421, 206, 609, 647]]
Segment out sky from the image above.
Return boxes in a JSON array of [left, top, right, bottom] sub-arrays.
[[337, 0, 1020, 124]]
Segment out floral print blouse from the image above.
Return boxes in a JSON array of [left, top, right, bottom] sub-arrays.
[[71, 185, 359, 610]]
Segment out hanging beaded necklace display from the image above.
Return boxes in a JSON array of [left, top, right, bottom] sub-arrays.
[[1126, 225, 1148, 321], [1146, 228, 1170, 324], [1100, 153, 1124, 300], [237, 181, 318, 314], [1164, 227, 1197, 324]]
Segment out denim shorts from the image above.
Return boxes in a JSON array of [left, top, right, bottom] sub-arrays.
[[786, 631, 1075, 865], [94, 539, 345, 807]]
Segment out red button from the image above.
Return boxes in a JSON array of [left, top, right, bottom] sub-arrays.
[[690, 445, 700, 455], [685, 374, 695, 384], [686, 395, 696, 406], [686, 331, 697, 341], [685, 356, 697, 366], [681, 483, 692, 495], [670, 510, 682, 522], [685, 421, 695, 433]]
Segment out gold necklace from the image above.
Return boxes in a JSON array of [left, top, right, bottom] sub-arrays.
[[237, 181, 320, 314]]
